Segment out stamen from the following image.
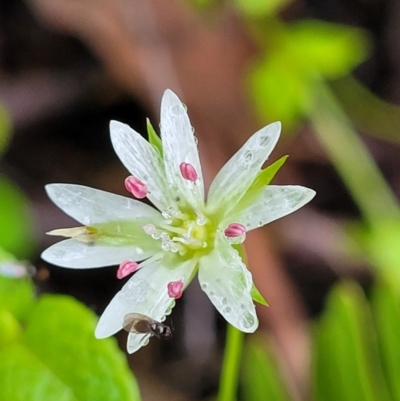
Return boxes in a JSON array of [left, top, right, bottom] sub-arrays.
[[125, 176, 148, 198], [117, 260, 139, 279], [167, 280, 184, 299], [46, 226, 98, 243], [224, 223, 246, 238], [194, 210, 207, 226], [180, 162, 198, 182]]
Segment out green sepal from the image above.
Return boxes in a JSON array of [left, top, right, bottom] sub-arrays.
[[250, 155, 288, 191], [232, 245, 269, 306], [251, 283, 269, 306], [230, 156, 288, 215], [147, 118, 163, 156]]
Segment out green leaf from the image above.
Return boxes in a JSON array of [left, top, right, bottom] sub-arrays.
[[242, 338, 291, 401], [233, 0, 291, 17], [349, 219, 400, 275], [0, 103, 12, 157], [147, 118, 163, 156], [251, 283, 269, 306], [0, 308, 21, 349], [312, 281, 391, 401], [289, 20, 370, 79], [21, 295, 141, 401], [0, 344, 79, 401], [0, 175, 36, 259], [249, 56, 311, 130], [248, 20, 369, 130], [371, 273, 400, 401], [0, 275, 35, 321]]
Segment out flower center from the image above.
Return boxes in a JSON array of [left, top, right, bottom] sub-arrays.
[[142, 207, 212, 255]]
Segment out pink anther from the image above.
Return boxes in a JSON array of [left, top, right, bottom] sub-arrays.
[[224, 223, 246, 238], [179, 162, 198, 182], [117, 260, 139, 279], [167, 280, 184, 299], [124, 176, 148, 198]]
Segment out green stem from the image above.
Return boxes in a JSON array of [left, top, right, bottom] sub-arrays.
[[311, 81, 400, 227], [217, 324, 245, 401]]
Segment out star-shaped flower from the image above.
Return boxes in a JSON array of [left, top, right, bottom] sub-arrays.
[[42, 89, 315, 353]]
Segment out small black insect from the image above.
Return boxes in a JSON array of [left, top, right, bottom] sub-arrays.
[[123, 313, 172, 339]]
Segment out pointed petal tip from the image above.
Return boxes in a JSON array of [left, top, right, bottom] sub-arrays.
[[95, 318, 121, 339], [109, 119, 124, 130]]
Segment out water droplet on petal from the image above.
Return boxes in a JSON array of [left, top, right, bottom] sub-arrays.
[[258, 220, 264, 227], [201, 283, 208, 290], [243, 313, 255, 329], [223, 306, 232, 314], [244, 151, 253, 162]]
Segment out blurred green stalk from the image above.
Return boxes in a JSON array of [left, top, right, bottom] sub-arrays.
[[217, 324, 244, 401], [311, 82, 400, 227]]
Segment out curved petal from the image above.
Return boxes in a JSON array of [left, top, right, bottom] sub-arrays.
[[225, 185, 316, 231], [41, 239, 158, 268], [95, 254, 197, 353], [110, 120, 176, 210], [198, 239, 258, 333], [207, 122, 281, 214], [160, 90, 204, 209], [45, 184, 161, 225]]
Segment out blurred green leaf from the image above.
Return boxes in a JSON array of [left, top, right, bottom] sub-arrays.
[[332, 76, 400, 144], [289, 21, 369, 79], [19, 295, 141, 401], [249, 20, 369, 129], [0, 308, 21, 349], [312, 281, 391, 401], [0, 175, 36, 259], [349, 219, 400, 274], [233, 0, 291, 17], [0, 275, 35, 321], [0, 344, 79, 401], [371, 274, 400, 400], [0, 273, 141, 401], [0, 103, 12, 156], [242, 338, 291, 401]]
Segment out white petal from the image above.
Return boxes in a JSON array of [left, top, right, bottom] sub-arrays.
[[198, 240, 258, 333], [226, 185, 316, 231], [110, 120, 176, 210], [160, 90, 204, 209], [207, 122, 281, 214], [95, 255, 197, 354], [41, 239, 158, 268], [45, 184, 161, 225]]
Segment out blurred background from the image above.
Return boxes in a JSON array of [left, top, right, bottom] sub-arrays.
[[2, 0, 400, 400]]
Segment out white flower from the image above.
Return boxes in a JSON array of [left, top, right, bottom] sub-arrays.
[[42, 89, 315, 353]]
